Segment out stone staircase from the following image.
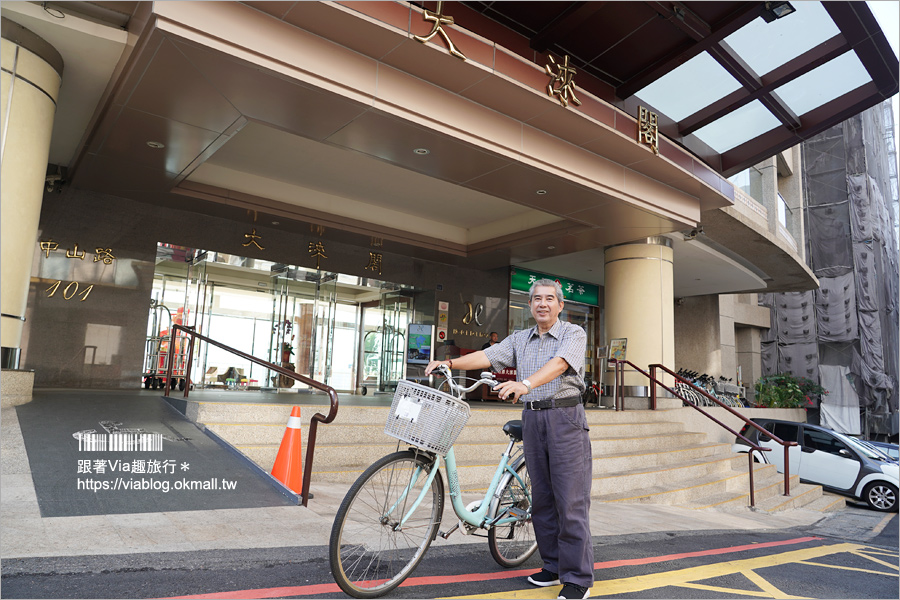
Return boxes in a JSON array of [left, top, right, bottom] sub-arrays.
[[176, 397, 844, 514]]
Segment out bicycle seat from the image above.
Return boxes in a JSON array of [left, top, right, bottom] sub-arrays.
[[503, 420, 523, 442]]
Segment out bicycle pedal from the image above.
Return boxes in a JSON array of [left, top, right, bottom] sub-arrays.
[[507, 507, 527, 519], [439, 523, 460, 539]]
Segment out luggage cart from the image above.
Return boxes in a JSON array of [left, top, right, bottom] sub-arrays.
[[143, 301, 188, 391]]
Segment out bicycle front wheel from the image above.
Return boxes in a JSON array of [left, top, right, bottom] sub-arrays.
[[488, 460, 537, 567], [329, 450, 444, 598]]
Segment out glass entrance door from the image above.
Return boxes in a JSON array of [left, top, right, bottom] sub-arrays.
[[379, 290, 411, 393], [309, 273, 338, 386], [269, 267, 347, 391]]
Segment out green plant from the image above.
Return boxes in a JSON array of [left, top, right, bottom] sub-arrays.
[[754, 374, 828, 408]]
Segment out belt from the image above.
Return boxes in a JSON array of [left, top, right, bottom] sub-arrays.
[[523, 396, 581, 410]]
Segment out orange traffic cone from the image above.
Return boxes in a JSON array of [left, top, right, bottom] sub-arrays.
[[271, 406, 303, 493]]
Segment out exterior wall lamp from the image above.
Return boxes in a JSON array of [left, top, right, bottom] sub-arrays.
[[761, 2, 796, 23]]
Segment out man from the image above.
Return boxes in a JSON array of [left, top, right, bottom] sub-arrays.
[[481, 331, 499, 350], [426, 279, 593, 599]]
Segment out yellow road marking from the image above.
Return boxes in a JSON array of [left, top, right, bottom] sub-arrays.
[[854, 549, 899, 558], [675, 582, 778, 598], [794, 560, 898, 576], [871, 513, 895, 536], [440, 543, 864, 599], [740, 568, 807, 599], [850, 550, 900, 571]]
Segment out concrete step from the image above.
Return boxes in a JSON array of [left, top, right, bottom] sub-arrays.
[[189, 399, 689, 428], [596, 442, 732, 473], [599, 396, 684, 410], [225, 428, 716, 472], [683, 473, 801, 511], [185, 398, 829, 514], [594, 453, 762, 497], [597, 463, 777, 505], [801, 492, 847, 513], [753, 483, 824, 513]]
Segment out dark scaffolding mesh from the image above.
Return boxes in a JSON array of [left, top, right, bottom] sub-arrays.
[[762, 105, 899, 436], [815, 273, 858, 342]]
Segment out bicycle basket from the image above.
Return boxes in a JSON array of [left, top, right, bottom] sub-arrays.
[[384, 380, 470, 456]]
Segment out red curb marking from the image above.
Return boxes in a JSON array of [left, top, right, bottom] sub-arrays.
[[162, 536, 823, 599]]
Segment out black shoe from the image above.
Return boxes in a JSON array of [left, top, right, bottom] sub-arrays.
[[527, 569, 560, 587], [557, 583, 590, 599]]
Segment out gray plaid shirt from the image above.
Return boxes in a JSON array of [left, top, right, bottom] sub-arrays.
[[484, 319, 586, 401]]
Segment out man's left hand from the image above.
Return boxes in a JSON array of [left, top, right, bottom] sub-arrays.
[[494, 380, 529, 402]]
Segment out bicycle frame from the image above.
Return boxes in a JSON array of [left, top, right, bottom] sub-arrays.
[[391, 438, 527, 532], [389, 367, 531, 533]]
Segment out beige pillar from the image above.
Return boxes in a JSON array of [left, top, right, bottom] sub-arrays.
[[604, 237, 675, 392], [1, 19, 62, 368]]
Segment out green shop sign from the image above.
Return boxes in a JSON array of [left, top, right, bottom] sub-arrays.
[[510, 268, 599, 306]]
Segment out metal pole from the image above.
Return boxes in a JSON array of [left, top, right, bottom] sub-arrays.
[[783, 445, 791, 496], [748, 451, 756, 507]]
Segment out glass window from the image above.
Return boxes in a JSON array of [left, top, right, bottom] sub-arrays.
[[771, 422, 800, 443], [778, 193, 789, 228], [803, 429, 851, 457], [728, 166, 764, 204], [774, 51, 872, 116], [724, 2, 840, 76], [634, 52, 742, 122], [693, 100, 782, 153]]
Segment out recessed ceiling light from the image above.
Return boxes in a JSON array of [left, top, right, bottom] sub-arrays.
[[146, 141, 165, 149], [271, 221, 280, 226], [547, 245, 556, 250], [536, 189, 548, 195], [413, 148, 430, 155]]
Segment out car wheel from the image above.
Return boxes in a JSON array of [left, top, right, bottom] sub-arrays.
[[863, 481, 898, 512]]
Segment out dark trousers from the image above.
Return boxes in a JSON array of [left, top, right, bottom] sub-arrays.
[[522, 403, 594, 588]]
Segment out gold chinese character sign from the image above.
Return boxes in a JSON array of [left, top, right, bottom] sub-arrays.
[[545, 55, 581, 108], [242, 228, 265, 250], [414, 1, 467, 61], [308, 241, 327, 269], [637, 106, 659, 155], [365, 252, 383, 276]]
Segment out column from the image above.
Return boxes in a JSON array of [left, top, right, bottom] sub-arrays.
[[1, 19, 63, 369], [604, 237, 674, 392]]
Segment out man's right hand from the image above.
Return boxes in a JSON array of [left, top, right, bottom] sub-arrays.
[[425, 361, 449, 376]]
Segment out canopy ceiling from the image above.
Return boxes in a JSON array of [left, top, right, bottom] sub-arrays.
[[455, 0, 898, 176]]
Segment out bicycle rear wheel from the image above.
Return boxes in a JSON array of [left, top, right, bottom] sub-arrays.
[[329, 450, 444, 598], [488, 460, 537, 567]]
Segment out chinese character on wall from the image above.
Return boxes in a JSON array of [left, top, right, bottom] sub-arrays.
[[242, 228, 265, 250], [637, 106, 659, 155], [413, 1, 467, 60], [66, 243, 85, 260], [545, 55, 581, 108], [365, 252, 383, 275], [309, 241, 327, 269], [40, 240, 59, 258], [94, 248, 116, 264]]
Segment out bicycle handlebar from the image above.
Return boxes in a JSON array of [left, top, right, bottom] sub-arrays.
[[433, 364, 498, 398]]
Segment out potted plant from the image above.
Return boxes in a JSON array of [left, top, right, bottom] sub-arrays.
[[754, 374, 828, 408]]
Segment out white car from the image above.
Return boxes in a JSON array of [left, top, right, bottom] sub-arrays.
[[733, 419, 899, 512]]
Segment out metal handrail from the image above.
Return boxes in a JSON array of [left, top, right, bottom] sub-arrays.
[[608, 358, 797, 506], [162, 324, 339, 507]]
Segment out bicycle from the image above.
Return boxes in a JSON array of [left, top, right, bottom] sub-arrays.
[[328, 365, 537, 598], [582, 377, 600, 406]]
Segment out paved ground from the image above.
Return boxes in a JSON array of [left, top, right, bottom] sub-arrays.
[[1, 389, 839, 562]]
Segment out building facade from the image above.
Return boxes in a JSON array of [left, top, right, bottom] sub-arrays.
[[2, 2, 896, 404]]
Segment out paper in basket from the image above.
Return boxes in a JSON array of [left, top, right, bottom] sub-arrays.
[[395, 395, 421, 423]]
